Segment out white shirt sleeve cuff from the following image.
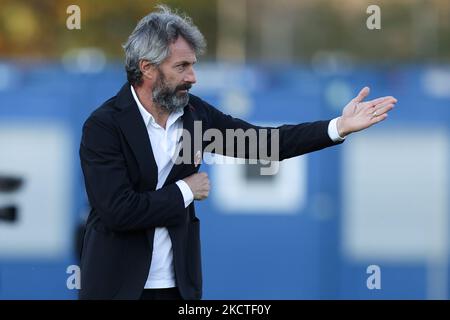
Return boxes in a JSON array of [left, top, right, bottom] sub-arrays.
[[175, 180, 194, 208], [328, 117, 346, 142]]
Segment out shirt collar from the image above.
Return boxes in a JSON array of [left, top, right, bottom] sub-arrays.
[[130, 85, 184, 129]]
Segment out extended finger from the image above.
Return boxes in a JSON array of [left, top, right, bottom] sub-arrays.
[[354, 86, 370, 103], [369, 103, 395, 117], [364, 96, 396, 108]]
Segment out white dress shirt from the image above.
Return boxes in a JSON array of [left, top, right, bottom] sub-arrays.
[[131, 85, 344, 288], [131, 86, 194, 289], [328, 117, 346, 142]]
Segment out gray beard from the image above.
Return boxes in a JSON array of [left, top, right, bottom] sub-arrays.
[[152, 83, 189, 113]]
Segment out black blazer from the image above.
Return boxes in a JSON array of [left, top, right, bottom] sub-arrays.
[[78, 83, 343, 300]]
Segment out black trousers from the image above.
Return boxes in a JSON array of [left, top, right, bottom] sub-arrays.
[[139, 287, 182, 300]]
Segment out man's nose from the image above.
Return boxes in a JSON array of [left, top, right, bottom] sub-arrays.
[[184, 68, 196, 84]]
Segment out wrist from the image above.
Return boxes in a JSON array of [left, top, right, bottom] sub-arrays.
[[337, 117, 350, 137]]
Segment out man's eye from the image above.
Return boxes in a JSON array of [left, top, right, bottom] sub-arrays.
[[177, 65, 186, 71]]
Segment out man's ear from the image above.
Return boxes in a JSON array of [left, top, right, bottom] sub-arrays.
[[139, 60, 157, 80]]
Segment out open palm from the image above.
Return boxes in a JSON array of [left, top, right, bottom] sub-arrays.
[[338, 87, 397, 137]]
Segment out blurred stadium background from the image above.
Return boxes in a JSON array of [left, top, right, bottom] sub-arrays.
[[0, 0, 449, 299]]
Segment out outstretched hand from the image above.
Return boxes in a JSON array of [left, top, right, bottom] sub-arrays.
[[337, 87, 397, 137]]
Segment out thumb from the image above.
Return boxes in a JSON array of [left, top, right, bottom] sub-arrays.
[[354, 86, 370, 103]]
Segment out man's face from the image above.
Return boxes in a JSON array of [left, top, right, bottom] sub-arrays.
[[152, 36, 197, 113]]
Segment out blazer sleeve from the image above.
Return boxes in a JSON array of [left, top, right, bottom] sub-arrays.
[[200, 99, 344, 161], [79, 114, 186, 232]]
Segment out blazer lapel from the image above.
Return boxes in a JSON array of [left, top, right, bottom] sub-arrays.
[[113, 84, 158, 191], [163, 102, 200, 187]]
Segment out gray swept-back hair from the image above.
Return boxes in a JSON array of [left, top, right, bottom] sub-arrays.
[[122, 5, 206, 86]]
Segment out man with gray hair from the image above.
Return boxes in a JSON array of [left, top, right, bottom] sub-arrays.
[[79, 5, 396, 300]]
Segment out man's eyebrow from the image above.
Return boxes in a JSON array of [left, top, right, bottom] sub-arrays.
[[174, 60, 197, 66]]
